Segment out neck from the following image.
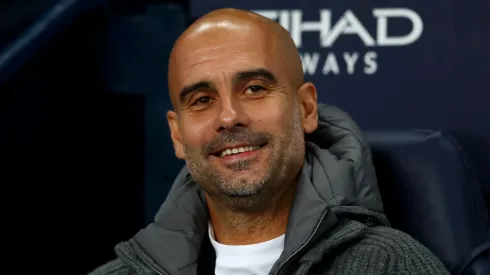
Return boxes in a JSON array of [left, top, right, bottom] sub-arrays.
[[205, 179, 297, 245]]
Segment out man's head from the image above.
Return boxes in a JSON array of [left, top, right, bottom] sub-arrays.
[[167, 8, 318, 211]]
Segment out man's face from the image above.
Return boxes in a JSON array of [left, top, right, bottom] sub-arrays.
[[167, 23, 315, 208]]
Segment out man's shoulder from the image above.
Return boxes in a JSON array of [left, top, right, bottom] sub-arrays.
[[359, 224, 449, 273], [362, 225, 433, 254], [88, 258, 136, 275]]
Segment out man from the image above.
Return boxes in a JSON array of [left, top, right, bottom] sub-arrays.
[[90, 8, 449, 275]]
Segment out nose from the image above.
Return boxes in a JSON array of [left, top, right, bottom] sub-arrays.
[[213, 95, 251, 132]]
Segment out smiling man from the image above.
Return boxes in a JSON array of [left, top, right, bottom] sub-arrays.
[[90, 8, 449, 275]]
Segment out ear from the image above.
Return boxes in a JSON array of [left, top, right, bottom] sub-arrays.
[[297, 82, 318, 134], [167, 110, 185, 159]]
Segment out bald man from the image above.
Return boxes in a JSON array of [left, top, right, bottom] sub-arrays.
[[90, 9, 449, 275]]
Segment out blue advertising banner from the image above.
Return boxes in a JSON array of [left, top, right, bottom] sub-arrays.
[[189, 0, 490, 136]]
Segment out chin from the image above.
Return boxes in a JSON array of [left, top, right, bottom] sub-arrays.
[[217, 180, 266, 197], [215, 175, 270, 199], [221, 185, 264, 198]]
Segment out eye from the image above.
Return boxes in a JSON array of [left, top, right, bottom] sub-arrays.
[[193, 96, 212, 105], [245, 85, 264, 95]]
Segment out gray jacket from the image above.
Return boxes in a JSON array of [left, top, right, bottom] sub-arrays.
[[89, 104, 449, 275]]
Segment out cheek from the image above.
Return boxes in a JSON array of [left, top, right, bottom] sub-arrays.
[[249, 98, 292, 134], [180, 116, 215, 151]]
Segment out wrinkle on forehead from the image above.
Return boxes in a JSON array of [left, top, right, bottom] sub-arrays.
[[180, 37, 268, 75], [168, 8, 304, 109]]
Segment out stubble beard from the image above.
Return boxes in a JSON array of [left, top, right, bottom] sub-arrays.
[[184, 106, 304, 213], [185, 143, 280, 213]]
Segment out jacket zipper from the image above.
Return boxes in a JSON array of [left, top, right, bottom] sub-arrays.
[[273, 208, 330, 275]]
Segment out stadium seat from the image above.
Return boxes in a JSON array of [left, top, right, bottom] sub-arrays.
[[366, 129, 490, 275]]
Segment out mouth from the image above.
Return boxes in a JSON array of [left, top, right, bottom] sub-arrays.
[[212, 143, 267, 158]]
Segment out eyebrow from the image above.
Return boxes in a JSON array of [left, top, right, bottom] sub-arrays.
[[178, 68, 278, 104], [234, 68, 277, 85]]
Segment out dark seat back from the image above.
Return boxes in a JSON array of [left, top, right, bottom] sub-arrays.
[[366, 129, 490, 275]]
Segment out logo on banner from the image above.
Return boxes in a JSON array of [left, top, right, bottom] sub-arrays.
[[253, 9, 423, 76]]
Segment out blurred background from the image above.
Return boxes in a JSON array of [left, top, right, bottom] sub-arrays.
[[0, 0, 488, 274]]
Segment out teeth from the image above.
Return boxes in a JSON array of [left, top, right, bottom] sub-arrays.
[[220, 146, 260, 157]]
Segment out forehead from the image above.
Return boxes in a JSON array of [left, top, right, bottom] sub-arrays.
[[171, 27, 282, 89]]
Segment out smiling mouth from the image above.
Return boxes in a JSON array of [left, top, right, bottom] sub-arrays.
[[214, 144, 266, 157]]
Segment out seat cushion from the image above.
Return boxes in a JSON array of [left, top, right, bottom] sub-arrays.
[[365, 129, 490, 274]]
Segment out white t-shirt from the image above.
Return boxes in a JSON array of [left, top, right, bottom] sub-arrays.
[[209, 223, 285, 275]]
